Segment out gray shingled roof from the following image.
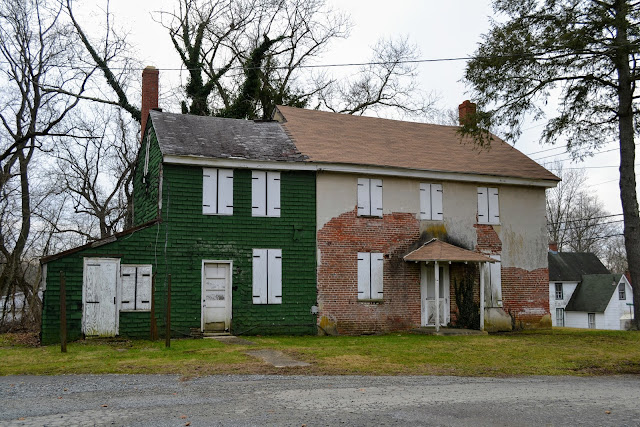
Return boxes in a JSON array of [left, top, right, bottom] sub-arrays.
[[565, 274, 622, 312], [548, 252, 609, 282], [149, 110, 307, 162]]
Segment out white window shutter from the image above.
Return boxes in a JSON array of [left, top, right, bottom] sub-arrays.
[[357, 252, 371, 299], [357, 178, 370, 216], [136, 266, 152, 310], [431, 184, 443, 220], [490, 255, 502, 306], [252, 171, 266, 216], [252, 249, 268, 304], [120, 266, 136, 310], [371, 253, 384, 299], [202, 168, 218, 214], [371, 179, 383, 217], [268, 249, 282, 304], [218, 169, 234, 215], [267, 172, 281, 217], [419, 183, 431, 220], [488, 187, 500, 224], [477, 187, 488, 223]]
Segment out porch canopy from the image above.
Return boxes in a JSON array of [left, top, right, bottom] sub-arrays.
[[403, 238, 495, 331]]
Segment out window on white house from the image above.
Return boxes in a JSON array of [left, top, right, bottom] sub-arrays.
[[357, 252, 384, 300], [588, 312, 596, 329], [419, 183, 443, 220], [120, 265, 152, 311], [619, 283, 626, 300], [556, 308, 565, 327], [555, 283, 563, 300], [357, 178, 383, 217], [477, 187, 500, 224], [252, 249, 282, 304], [252, 171, 281, 217], [202, 168, 234, 215]]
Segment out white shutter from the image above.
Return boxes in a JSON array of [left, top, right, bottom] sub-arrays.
[[267, 249, 282, 304], [431, 184, 443, 220], [371, 179, 383, 217], [357, 178, 370, 216], [252, 171, 266, 216], [218, 169, 234, 215], [120, 266, 136, 310], [252, 249, 268, 304], [489, 255, 502, 307], [371, 253, 384, 299], [357, 252, 371, 299], [136, 266, 152, 310], [488, 187, 500, 224], [477, 187, 488, 223], [202, 168, 218, 214], [419, 183, 431, 220], [267, 171, 281, 217]]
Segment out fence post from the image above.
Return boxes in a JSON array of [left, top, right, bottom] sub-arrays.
[[150, 273, 157, 341], [165, 274, 171, 348], [59, 271, 67, 353]]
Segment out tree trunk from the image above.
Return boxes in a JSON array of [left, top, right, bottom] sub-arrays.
[[614, 0, 640, 329]]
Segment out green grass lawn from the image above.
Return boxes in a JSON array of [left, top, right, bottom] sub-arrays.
[[1, 329, 639, 377]]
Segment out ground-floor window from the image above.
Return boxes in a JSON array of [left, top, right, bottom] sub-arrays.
[[588, 312, 596, 329], [556, 308, 564, 327]]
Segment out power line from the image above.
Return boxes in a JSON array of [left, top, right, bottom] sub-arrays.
[[547, 213, 623, 226]]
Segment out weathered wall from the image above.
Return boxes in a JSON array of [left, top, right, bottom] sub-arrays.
[[133, 127, 162, 226]]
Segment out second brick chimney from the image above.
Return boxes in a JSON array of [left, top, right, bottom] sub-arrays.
[[141, 66, 159, 142], [458, 100, 476, 126]]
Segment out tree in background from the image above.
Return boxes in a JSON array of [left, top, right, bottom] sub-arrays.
[[464, 0, 640, 329]]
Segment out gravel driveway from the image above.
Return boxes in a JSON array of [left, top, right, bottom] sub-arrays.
[[1, 375, 638, 426]]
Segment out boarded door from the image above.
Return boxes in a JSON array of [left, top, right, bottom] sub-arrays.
[[421, 264, 450, 326], [202, 262, 231, 332], [83, 258, 119, 336]]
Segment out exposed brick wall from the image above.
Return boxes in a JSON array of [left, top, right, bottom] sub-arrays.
[[501, 267, 550, 327], [474, 224, 502, 254], [317, 208, 421, 334]]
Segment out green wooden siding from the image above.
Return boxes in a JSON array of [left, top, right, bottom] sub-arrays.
[[133, 127, 162, 226], [41, 123, 317, 344]]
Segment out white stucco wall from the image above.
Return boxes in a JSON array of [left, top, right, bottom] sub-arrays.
[[549, 281, 578, 326]]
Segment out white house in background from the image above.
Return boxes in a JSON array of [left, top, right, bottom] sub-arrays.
[[564, 274, 634, 330], [548, 250, 609, 327]]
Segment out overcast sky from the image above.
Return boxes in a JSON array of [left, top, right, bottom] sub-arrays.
[[90, 0, 627, 222]]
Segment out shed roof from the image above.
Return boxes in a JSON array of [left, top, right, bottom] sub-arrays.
[[276, 105, 559, 182], [565, 274, 622, 312], [548, 252, 610, 282], [403, 239, 496, 263]]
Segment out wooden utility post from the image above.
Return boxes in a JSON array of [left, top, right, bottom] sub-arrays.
[[165, 274, 171, 348], [59, 271, 67, 353], [150, 273, 157, 341]]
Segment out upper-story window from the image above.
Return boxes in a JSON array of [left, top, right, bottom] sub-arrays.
[[619, 282, 626, 300], [477, 187, 500, 224], [252, 248, 282, 304], [420, 183, 443, 220], [252, 171, 281, 217], [357, 252, 384, 300], [357, 178, 383, 217], [555, 283, 563, 300], [202, 168, 234, 215]]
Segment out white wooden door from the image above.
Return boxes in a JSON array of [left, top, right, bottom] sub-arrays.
[[202, 262, 231, 332], [83, 258, 119, 336], [421, 264, 450, 326]]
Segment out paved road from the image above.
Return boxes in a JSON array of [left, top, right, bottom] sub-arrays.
[[1, 375, 638, 426]]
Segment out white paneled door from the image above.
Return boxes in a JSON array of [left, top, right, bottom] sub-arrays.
[[421, 263, 450, 326], [83, 258, 119, 336], [202, 262, 231, 332]]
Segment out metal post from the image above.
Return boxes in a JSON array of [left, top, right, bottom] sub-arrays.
[[59, 271, 67, 353], [479, 262, 485, 331], [165, 274, 171, 348], [434, 261, 440, 333]]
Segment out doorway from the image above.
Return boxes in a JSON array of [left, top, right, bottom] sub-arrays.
[[421, 263, 450, 326], [202, 261, 232, 332]]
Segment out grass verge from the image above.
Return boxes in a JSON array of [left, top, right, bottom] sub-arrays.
[[1, 329, 639, 377]]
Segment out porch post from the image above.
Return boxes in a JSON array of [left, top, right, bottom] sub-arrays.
[[479, 262, 485, 331], [434, 261, 440, 332]]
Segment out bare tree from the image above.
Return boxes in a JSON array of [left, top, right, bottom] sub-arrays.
[[604, 235, 628, 274]]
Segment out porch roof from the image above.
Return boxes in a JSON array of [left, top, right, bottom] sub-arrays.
[[403, 238, 496, 263]]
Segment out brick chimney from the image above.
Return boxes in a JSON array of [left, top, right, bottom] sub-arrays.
[[141, 66, 159, 142], [549, 241, 558, 252], [458, 100, 476, 126]]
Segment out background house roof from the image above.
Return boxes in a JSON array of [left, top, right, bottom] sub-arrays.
[[276, 105, 559, 182], [404, 238, 496, 263], [150, 110, 307, 162], [565, 274, 622, 312], [548, 252, 610, 282]]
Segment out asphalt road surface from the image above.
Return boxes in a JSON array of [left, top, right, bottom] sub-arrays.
[[1, 375, 639, 426]]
